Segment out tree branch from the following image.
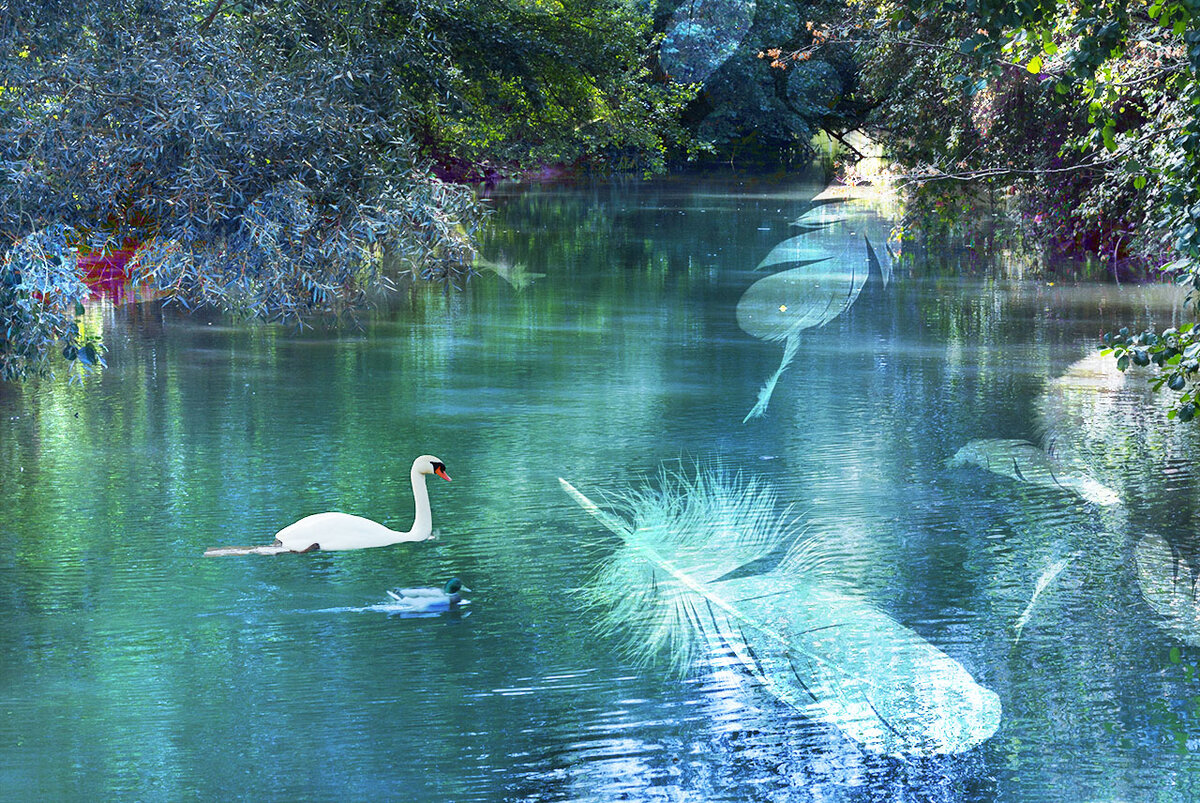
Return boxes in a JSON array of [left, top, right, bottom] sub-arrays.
[[893, 124, 1184, 188], [198, 0, 227, 34]]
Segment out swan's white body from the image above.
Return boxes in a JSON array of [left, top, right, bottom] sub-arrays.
[[275, 511, 422, 551], [203, 455, 450, 556]]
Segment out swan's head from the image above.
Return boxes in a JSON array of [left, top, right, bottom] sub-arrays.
[[413, 455, 451, 482]]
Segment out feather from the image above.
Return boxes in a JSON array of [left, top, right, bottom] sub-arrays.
[[743, 336, 801, 423], [736, 191, 893, 421], [559, 471, 1002, 756], [1012, 555, 1074, 644], [949, 438, 1120, 507], [1134, 534, 1200, 645]]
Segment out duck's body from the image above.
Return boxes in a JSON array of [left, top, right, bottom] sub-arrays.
[[203, 455, 450, 556], [385, 578, 470, 612], [313, 579, 471, 617]]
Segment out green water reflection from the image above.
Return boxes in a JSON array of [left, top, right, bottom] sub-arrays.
[[2, 174, 1200, 800]]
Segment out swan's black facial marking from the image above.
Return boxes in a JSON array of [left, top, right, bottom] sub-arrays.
[[432, 461, 451, 481]]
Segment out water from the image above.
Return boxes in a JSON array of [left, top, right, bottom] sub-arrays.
[[3, 174, 1200, 800]]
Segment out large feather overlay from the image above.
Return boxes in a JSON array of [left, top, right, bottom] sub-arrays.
[[559, 471, 1001, 756]]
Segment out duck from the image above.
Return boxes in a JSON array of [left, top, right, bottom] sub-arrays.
[[203, 455, 450, 556], [383, 578, 471, 612]]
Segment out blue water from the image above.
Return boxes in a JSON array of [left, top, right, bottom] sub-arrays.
[[2, 174, 1199, 800]]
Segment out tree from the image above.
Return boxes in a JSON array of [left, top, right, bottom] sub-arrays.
[[390, 0, 698, 176], [0, 0, 692, 379], [776, 1, 1200, 416], [1, 0, 484, 354]]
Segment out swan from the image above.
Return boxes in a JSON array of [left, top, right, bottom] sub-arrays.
[[203, 455, 450, 556]]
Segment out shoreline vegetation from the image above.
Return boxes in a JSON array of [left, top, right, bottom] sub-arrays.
[[3, 0, 1199, 409]]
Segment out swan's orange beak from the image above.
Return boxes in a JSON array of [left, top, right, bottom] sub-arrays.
[[434, 466, 451, 481]]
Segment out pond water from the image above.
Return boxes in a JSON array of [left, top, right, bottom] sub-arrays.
[[3, 174, 1200, 800]]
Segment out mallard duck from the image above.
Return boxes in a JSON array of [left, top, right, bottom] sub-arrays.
[[385, 578, 470, 612]]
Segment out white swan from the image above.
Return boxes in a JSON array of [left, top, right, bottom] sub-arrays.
[[203, 455, 451, 556]]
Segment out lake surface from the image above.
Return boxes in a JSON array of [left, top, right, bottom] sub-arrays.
[[3, 174, 1200, 800]]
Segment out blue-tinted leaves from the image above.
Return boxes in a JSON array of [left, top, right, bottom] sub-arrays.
[[0, 1, 486, 356], [0, 226, 92, 380], [660, 0, 755, 86]]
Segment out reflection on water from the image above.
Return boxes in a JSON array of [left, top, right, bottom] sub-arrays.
[[561, 470, 1001, 757], [736, 184, 897, 421], [3, 174, 1200, 799]]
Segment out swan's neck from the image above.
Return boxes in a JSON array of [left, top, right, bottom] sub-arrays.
[[396, 468, 432, 542]]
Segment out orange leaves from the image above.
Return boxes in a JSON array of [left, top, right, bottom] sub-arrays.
[[757, 21, 830, 70], [805, 20, 829, 43], [757, 48, 789, 69]]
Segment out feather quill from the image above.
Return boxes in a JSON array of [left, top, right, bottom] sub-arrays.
[[560, 471, 1001, 755], [1012, 555, 1073, 645]]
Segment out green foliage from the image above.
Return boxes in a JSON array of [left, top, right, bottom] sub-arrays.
[[387, 0, 697, 174], [842, 1, 1196, 262], [836, 1, 1200, 419], [1103, 323, 1200, 421]]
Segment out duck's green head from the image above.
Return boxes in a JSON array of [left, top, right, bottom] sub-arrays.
[[444, 578, 468, 596]]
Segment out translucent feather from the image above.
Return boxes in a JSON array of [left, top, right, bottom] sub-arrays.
[[560, 471, 1002, 756], [737, 191, 893, 421], [949, 438, 1120, 507], [1013, 555, 1074, 644], [1134, 534, 1200, 645]]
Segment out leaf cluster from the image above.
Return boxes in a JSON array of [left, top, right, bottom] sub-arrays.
[[826, 1, 1200, 419], [1103, 322, 1200, 421], [0, 0, 496, 376], [0, 225, 100, 381]]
